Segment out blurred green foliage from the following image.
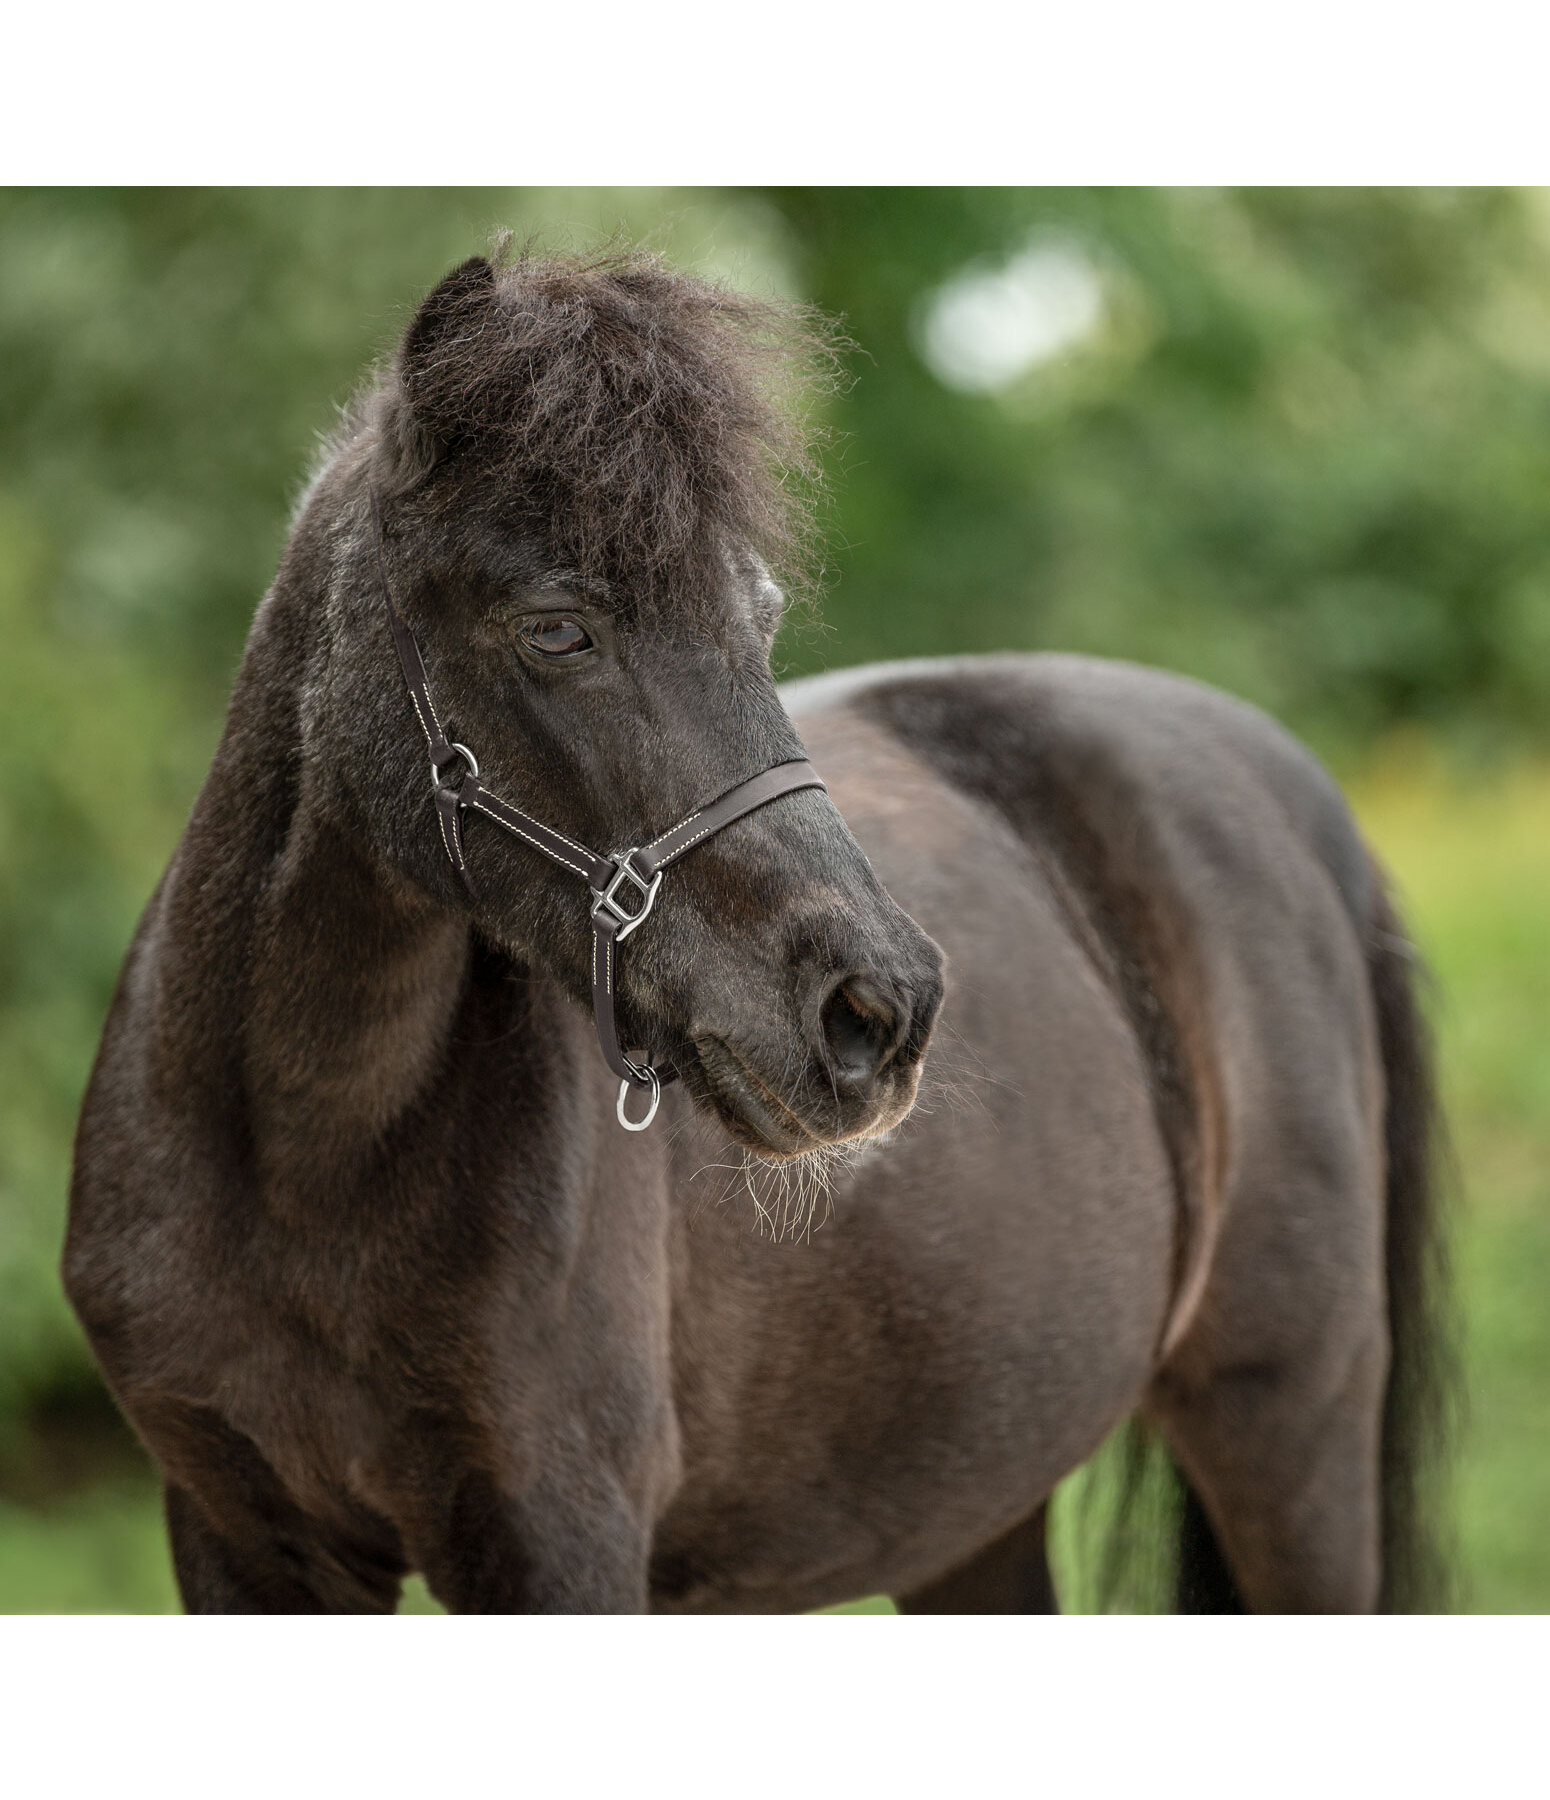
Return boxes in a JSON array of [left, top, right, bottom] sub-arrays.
[[783, 187, 1550, 751], [3, 189, 1549, 1605]]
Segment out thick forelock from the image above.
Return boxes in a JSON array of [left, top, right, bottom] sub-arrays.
[[367, 244, 841, 616]]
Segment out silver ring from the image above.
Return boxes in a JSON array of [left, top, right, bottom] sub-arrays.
[[430, 742, 479, 789], [616, 1069, 661, 1131]]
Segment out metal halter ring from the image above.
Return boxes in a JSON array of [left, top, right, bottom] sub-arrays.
[[616, 1067, 661, 1131], [431, 743, 479, 790]]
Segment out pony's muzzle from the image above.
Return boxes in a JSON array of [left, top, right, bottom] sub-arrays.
[[689, 946, 941, 1155]]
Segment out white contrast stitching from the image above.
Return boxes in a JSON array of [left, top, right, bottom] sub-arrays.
[[407, 687, 436, 751], [655, 817, 721, 864], [522, 815, 594, 860], [645, 809, 701, 853], [421, 682, 445, 738], [476, 796, 596, 871], [649, 773, 821, 867], [468, 798, 590, 880]]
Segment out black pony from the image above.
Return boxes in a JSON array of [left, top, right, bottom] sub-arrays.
[[65, 248, 1452, 1612]]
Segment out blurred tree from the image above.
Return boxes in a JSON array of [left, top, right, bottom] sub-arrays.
[[761, 187, 1550, 757]]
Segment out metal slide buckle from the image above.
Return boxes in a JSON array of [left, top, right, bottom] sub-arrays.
[[589, 850, 662, 942], [616, 1067, 661, 1131]]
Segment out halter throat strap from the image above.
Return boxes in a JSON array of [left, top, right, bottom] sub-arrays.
[[370, 498, 826, 1130]]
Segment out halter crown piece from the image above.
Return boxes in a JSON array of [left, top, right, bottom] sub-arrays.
[[370, 495, 826, 1130]]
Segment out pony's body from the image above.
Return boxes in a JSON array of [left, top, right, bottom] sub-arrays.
[[660, 653, 1391, 1612], [64, 251, 1446, 1612]]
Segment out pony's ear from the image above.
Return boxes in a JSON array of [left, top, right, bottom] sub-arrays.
[[380, 256, 499, 484], [400, 256, 497, 386]]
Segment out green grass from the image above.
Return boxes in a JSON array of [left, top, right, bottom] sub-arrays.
[[3, 753, 1547, 1613], [1349, 747, 1550, 1611], [0, 1482, 177, 1614]]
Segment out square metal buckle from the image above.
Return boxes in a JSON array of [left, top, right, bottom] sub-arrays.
[[589, 851, 662, 942]]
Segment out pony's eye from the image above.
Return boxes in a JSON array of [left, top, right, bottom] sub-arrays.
[[518, 616, 594, 658]]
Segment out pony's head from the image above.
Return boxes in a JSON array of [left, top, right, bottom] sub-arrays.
[[305, 248, 943, 1156]]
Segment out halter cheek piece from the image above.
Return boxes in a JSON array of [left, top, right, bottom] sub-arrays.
[[371, 500, 826, 1131]]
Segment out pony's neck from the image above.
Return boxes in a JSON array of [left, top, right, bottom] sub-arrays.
[[157, 574, 477, 1202], [241, 795, 471, 1192]]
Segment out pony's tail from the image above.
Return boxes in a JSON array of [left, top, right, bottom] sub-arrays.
[[1367, 874, 1458, 1612]]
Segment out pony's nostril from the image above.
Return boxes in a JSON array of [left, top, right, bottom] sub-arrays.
[[819, 977, 902, 1084]]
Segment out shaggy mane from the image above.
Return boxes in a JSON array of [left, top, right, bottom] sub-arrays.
[[362, 241, 844, 614]]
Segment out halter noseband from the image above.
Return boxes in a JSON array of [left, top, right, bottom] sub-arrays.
[[371, 499, 826, 1131]]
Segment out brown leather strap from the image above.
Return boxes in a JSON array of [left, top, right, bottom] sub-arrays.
[[468, 786, 614, 889], [633, 760, 826, 878], [434, 774, 477, 894], [371, 494, 827, 1123], [372, 494, 458, 772], [591, 912, 675, 1088]]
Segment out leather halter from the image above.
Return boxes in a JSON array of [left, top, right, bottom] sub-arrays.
[[370, 499, 827, 1130]]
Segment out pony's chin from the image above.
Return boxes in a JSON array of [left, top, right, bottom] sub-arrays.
[[689, 1034, 826, 1157], [689, 1033, 902, 1161]]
